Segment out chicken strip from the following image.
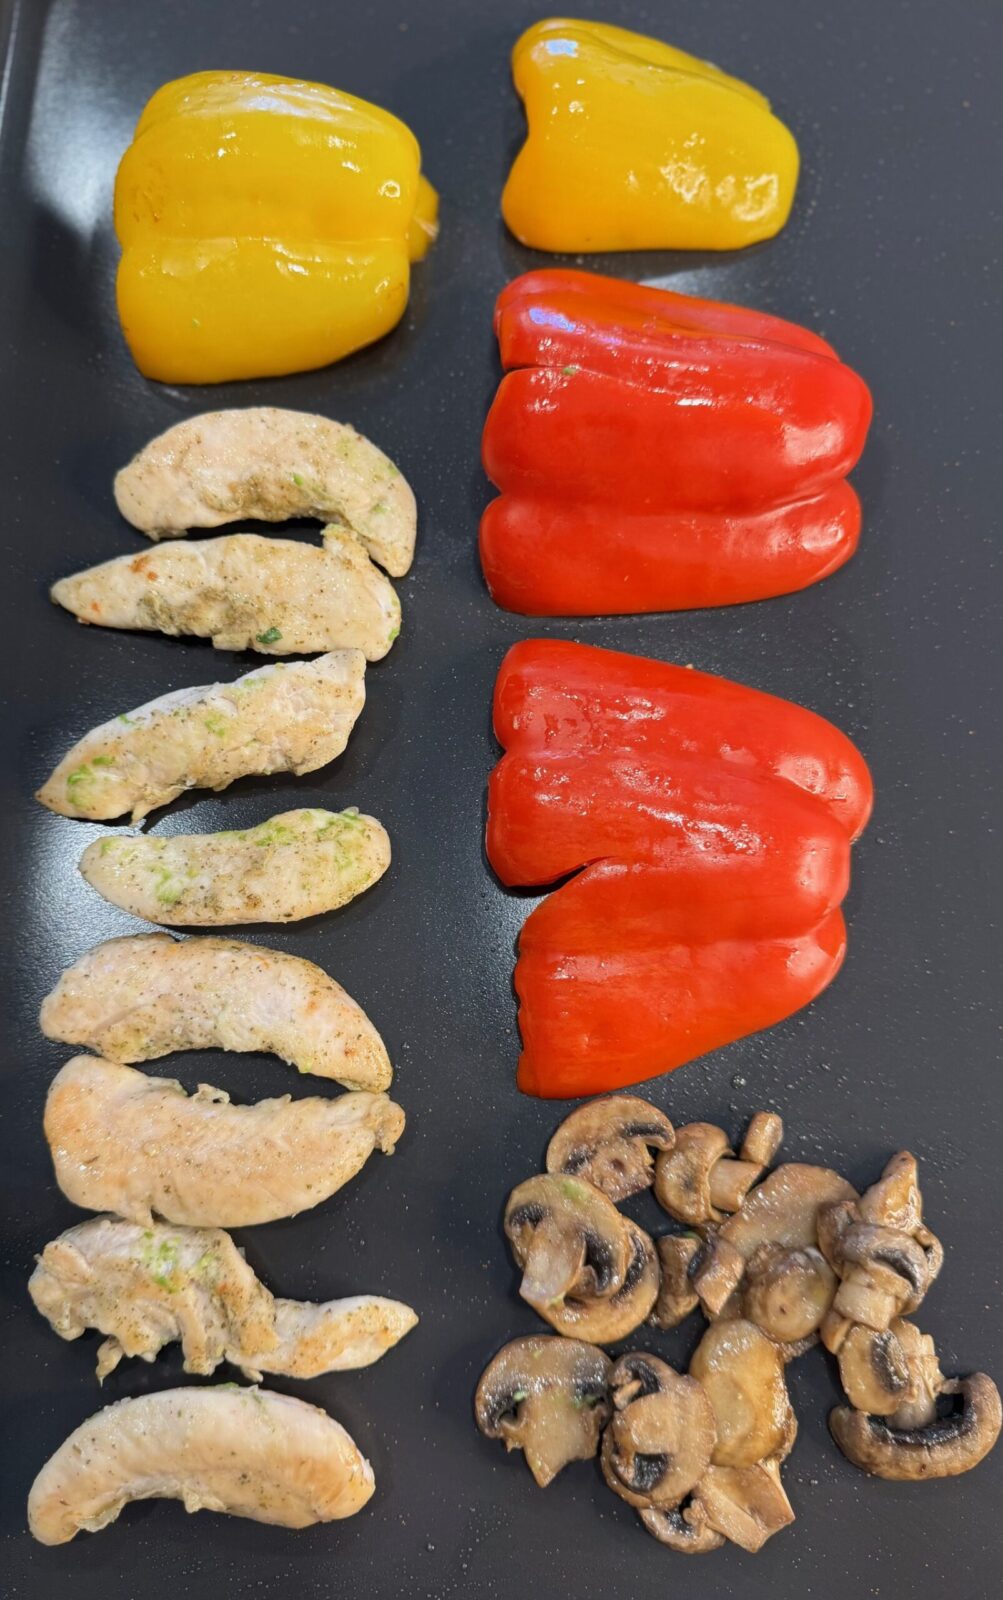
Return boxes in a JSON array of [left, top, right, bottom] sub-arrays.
[[114, 407, 416, 577], [78, 807, 390, 926], [28, 1385, 374, 1543], [51, 526, 400, 660], [40, 934, 392, 1091], [30, 1216, 418, 1381], [37, 651, 366, 822], [44, 1056, 405, 1227]]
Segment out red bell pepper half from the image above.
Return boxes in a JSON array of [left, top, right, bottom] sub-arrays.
[[480, 269, 873, 616], [487, 639, 872, 1098]]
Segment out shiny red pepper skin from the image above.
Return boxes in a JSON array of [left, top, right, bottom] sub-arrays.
[[487, 640, 872, 1098], [480, 269, 872, 616]]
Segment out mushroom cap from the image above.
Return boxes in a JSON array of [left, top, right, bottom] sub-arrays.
[[690, 1319, 795, 1468], [504, 1174, 632, 1315], [474, 1335, 611, 1487], [546, 1096, 674, 1203], [653, 1124, 732, 1226], [830, 1373, 1002, 1480], [638, 1501, 725, 1554], [717, 1164, 858, 1262], [696, 1459, 796, 1553], [542, 1222, 660, 1343], [743, 1246, 836, 1346], [601, 1353, 717, 1510]]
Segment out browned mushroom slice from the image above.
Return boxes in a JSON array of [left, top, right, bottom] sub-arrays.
[[696, 1459, 796, 1553], [474, 1336, 611, 1486], [830, 1373, 1002, 1480], [551, 1224, 661, 1344], [689, 1320, 796, 1469], [601, 1353, 716, 1510], [694, 1164, 858, 1318], [836, 1323, 917, 1415], [858, 1150, 922, 1232], [742, 1245, 837, 1349], [638, 1499, 725, 1553], [650, 1235, 702, 1329], [652, 1114, 784, 1228], [886, 1321, 946, 1430], [546, 1096, 674, 1202], [830, 1224, 934, 1330], [504, 1175, 632, 1314]]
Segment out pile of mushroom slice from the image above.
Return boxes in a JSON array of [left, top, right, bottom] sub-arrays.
[[475, 1095, 1001, 1558]]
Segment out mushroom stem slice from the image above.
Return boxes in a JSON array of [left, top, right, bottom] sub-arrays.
[[829, 1374, 1002, 1480], [697, 1459, 795, 1553], [693, 1238, 746, 1318], [27, 1386, 374, 1544], [475, 1336, 611, 1487], [708, 1157, 762, 1216], [545, 1095, 674, 1202], [650, 1234, 702, 1329], [739, 1113, 785, 1170]]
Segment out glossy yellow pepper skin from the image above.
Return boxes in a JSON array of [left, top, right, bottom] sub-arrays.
[[502, 19, 799, 253], [114, 71, 438, 384]]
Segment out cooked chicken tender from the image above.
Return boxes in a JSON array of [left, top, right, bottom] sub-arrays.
[[40, 934, 392, 1091], [37, 651, 366, 822], [44, 1056, 405, 1227], [51, 526, 400, 659], [114, 407, 416, 577], [30, 1216, 417, 1381], [28, 1385, 374, 1543], [78, 807, 390, 926]]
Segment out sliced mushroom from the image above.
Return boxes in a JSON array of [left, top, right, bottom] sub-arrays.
[[743, 1246, 836, 1348], [690, 1320, 795, 1469], [474, 1336, 611, 1486], [830, 1373, 1002, 1480], [504, 1176, 658, 1341], [504, 1175, 631, 1313], [887, 1320, 946, 1430], [601, 1353, 716, 1510], [695, 1458, 796, 1553], [824, 1152, 943, 1333], [693, 1239, 746, 1320], [653, 1124, 731, 1227], [653, 1113, 783, 1228], [836, 1323, 915, 1415], [830, 1224, 934, 1330], [638, 1500, 725, 1555], [650, 1234, 703, 1329], [693, 1164, 857, 1320], [557, 1224, 660, 1344], [546, 1096, 674, 1202]]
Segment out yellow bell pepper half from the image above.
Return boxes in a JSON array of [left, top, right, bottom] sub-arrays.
[[502, 19, 799, 253], [114, 71, 439, 384]]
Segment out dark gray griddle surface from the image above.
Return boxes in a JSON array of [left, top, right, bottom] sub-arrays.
[[1, 1, 1000, 1596]]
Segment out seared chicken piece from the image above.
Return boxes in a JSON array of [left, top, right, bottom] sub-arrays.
[[51, 526, 400, 660], [28, 1385, 374, 1543], [114, 407, 416, 577], [78, 807, 390, 926], [40, 934, 392, 1091], [30, 1216, 418, 1380], [37, 651, 366, 822], [44, 1056, 405, 1227]]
